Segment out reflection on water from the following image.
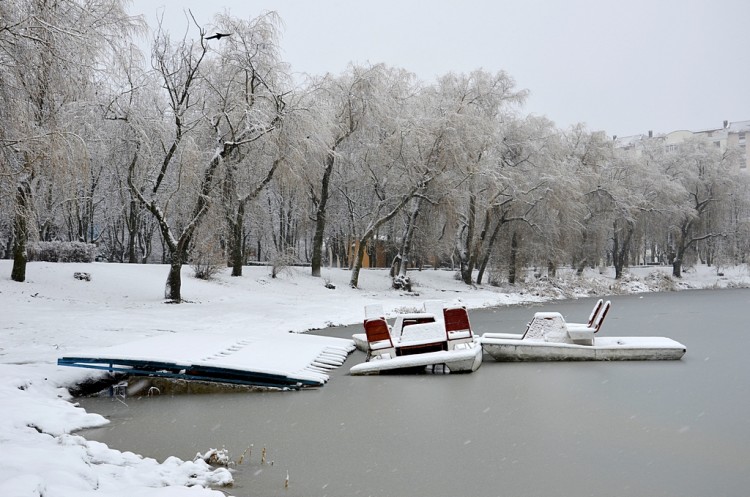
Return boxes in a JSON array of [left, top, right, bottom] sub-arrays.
[[79, 289, 750, 497]]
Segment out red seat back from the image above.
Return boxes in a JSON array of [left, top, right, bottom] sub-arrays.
[[443, 307, 472, 334], [364, 318, 392, 344], [587, 299, 604, 327], [593, 301, 611, 333]]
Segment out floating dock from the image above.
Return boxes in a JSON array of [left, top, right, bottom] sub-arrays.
[[58, 332, 355, 389]]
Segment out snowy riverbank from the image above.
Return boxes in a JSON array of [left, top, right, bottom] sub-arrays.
[[1, 261, 748, 496]]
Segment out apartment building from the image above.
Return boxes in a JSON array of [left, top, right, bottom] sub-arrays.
[[615, 120, 750, 172]]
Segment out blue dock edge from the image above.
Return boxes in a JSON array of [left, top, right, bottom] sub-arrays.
[[57, 356, 324, 390]]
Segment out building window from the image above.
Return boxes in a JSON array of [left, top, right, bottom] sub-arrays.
[[714, 141, 721, 148]]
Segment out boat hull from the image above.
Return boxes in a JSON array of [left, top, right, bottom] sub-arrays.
[[350, 342, 483, 375], [481, 335, 686, 361]]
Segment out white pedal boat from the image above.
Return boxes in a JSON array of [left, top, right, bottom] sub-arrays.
[[481, 300, 686, 362], [350, 302, 483, 375]]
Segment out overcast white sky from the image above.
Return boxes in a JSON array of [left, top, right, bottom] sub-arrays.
[[129, 0, 750, 138]]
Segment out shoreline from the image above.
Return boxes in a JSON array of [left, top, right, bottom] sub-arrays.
[[1, 261, 747, 496]]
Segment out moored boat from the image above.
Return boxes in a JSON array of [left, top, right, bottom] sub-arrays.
[[481, 300, 686, 361], [350, 302, 483, 375]]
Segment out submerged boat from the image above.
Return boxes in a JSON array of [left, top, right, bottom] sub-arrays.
[[482, 299, 686, 361], [350, 302, 483, 375]]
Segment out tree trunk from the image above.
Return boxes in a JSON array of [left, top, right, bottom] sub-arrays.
[[613, 226, 623, 280], [229, 231, 244, 277], [613, 219, 634, 280], [228, 203, 245, 277], [11, 182, 32, 283], [139, 224, 154, 263], [508, 231, 519, 284], [311, 152, 335, 277], [396, 198, 421, 279], [349, 238, 368, 288], [547, 259, 557, 278], [165, 259, 182, 301], [459, 260, 473, 285], [389, 255, 401, 278], [458, 192, 477, 285], [574, 230, 589, 276], [672, 223, 689, 278], [127, 199, 138, 263], [672, 258, 682, 278], [477, 216, 505, 285], [672, 240, 686, 278], [224, 157, 280, 276]]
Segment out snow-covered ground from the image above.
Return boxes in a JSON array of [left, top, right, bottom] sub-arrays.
[[1, 260, 748, 497]]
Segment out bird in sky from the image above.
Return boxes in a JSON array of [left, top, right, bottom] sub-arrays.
[[206, 32, 231, 40]]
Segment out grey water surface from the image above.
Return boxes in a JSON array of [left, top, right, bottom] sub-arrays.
[[78, 289, 750, 497]]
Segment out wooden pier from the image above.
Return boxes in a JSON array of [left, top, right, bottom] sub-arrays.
[[58, 332, 355, 389]]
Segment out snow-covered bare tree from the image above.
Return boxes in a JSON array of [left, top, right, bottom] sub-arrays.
[[433, 70, 527, 284], [337, 66, 445, 288], [557, 126, 615, 276], [723, 173, 750, 265], [305, 64, 382, 277], [388, 81, 453, 286], [659, 137, 742, 277], [206, 13, 291, 277], [126, 13, 291, 299], [126, 22, 213, 301], [473, 115, 552, 285], [96, 41, 161, 263], [601, 138, 682, 278], [0, 0, 142, 281]]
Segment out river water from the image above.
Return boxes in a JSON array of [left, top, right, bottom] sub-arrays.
[[78, 289, 750, 497]]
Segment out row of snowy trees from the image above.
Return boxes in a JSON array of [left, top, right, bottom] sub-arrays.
[[2, 1, 749, 301]]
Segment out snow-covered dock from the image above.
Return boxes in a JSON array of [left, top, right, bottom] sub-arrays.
[[58, 332, 356, 389]]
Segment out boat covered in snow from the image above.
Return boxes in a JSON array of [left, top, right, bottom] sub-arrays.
[[481, 299, 686, 361], [350, 301, 482, 375]]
